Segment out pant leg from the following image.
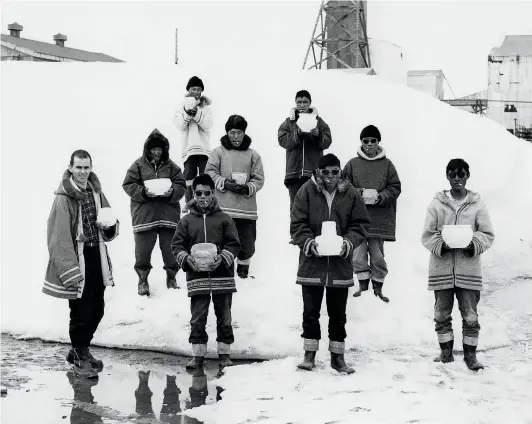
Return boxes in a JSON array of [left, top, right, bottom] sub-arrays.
[[325, 286, 349, 343], [84, 247, 106, 346], [158, 228, 179, 271], [183, 156, 198, 183], [368, 238, 388, 283], [456, 288, 481, 346], [301, 285, 325, 344], [197, 155, 209, 174], [352, 240, 370, 281], [434, 289, 455, 343], [212, 293, 234, 346], [288, 177, 309, 211], [189, 294, 211, 345], [134, 229, 158, 272], [234, 219, 256, 263]]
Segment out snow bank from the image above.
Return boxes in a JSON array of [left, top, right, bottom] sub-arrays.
[[2, 63, 531, 359]]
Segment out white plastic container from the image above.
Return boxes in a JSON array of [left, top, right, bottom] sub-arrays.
[[191, 243, 218, 271], [441, 225, 473, 248], [297, 114, 317, 133], [145, 178, 172, 195], [232, 172, 248, 185], [315, 221, 343, 256], [97, 207, 117, 227], [184, 97, 198, 109]]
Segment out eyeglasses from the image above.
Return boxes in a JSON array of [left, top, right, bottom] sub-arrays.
[[362, 137, 379, 144], [447, 170, 467, 179], [320, 169, 340, 176], [195, 190, 212, 197]]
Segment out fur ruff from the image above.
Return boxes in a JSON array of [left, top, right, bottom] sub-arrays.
[[187, 196, 222, 216], [58, 169, 102, 200], [289, 106, 319, 121], [220, 134, 252, 151], [312, 172, 350, 194]]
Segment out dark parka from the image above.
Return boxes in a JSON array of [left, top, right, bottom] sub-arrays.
[[122, 129, 186, 233], [343, 146, 401, 241], [278, 107, 332, 184], [171, 197, 241, 297], [291, 174, 370, 288]]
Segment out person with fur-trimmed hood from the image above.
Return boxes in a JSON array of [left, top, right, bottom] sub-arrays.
[[422, 158, 494, 371], [205, 115, 265, 279], [171, 173, 241, 371], [343, 124, 401, 302], [43, 150, 119, 379], [278, 89, 332, 211], [173, 76, 213, 211], [122, 129, 186, 296], [291, 154, 370, 374]]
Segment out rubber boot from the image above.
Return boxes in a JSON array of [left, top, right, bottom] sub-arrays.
[[372, 281, 390, 303], [136, 269, 150, 296], [67, 347, 103, 371], [297, 351, 317, 371], [237, 264, 249, 279], [186, 356, 204, 370], [463, 344, 484, 371], [433, 340, 454, 363], [219, 354, 234, 368], [166, 268, 179, 289], [352, 279, 369, 297], [71, 347, 99, 379], [183, 186, 193, 213], [330, 352, 355, 374]]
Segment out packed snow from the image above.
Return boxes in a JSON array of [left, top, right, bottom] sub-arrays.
[[2, 63, 532, 423]]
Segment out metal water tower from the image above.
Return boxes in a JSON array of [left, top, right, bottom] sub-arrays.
[[303, 0, 370, 69]]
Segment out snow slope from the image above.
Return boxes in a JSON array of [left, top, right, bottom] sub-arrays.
[[2, 63, 531, 362]]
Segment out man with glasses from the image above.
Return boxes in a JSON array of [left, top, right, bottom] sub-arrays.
[[422, 158, 494, 371], [171, 173, 241, 371], [343, 125, 401, 302], [291, 154, 369, 374]]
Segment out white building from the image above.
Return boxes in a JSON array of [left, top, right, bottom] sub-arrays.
[[407, 70, 445, 100]]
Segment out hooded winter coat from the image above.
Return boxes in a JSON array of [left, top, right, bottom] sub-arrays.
[[122, 129, 187, 233], [173, 95, 213, 163], [204, 135, 265, 220], [421, 190, 495, 291], [43, 171, 119, 300], [171, 197, 241, 297], [291, 173, 370, 288], [343, 146, 401, 241], [278, 107, 332, 184]]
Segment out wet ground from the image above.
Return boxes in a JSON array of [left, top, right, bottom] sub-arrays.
[[1, 334, 254, 423]]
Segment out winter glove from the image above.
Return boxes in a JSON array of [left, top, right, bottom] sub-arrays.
[[441, 242, 452, 256], [206, 255, 223, 272], [310, 128, 319, 137], [339, 240, 350, 259], [160, 187, 174, 198], [186, 256, 201, 272], [224, 179, 243, 193], [463, 242, 475, 257], [144, 188, 158, 198], [185, 107, 198, 116]]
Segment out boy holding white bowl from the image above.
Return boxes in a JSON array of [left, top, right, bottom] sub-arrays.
[[421, 158, 495, 371]]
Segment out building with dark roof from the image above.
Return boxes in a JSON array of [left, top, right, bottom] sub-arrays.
[[1, 22, 124, 63]]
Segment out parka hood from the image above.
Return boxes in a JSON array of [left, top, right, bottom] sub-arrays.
[[220, 134, 252, 151], [143, 128, 170, 162], [187, 196, 222, 216], [434, 190, 481, 205], [311, 171, 351, 194], [55, 169, 102, 200], [357, 146, 386, 161]]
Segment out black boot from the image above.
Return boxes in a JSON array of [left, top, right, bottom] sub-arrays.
[[330, 352, 355, 374], [166, 268, 179, 289], [219, 354, 233, 368], [352, 279, 369, 297], [136, 269, 150, 296], [433, 340, 454, 363], [186, 356, 204, 370], [71, 347, 99, 379], [372, 281, 389, 303], [237, 264, 249, 279], [67, 347, 103, 371], [463, 344, 484, 371], [297, 351, 317, 371]]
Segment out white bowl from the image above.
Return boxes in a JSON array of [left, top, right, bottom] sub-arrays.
[[442, 225, 473, 248], [297, 114, 317, 132], [184, 97, 198, 109], [191, 243, 218, 271], [97, 207, 117, 227], [232, 172, 248, 185], [145, 178, 172, 195]]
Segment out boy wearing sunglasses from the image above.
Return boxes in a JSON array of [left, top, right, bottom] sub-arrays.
[[343, 125, 401, 302], [171, 174, 241, 371], [422, 159, 494, 371]]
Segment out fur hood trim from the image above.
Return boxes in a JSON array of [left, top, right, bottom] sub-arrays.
[[187, 196, 222, 216], [311, 172, 350, 194], [289, 106, 319, 121], [357, 145, 386, 161], [56, 169, 102, 200], [183, 94, 212, 108], [220, 134, 252, 151]]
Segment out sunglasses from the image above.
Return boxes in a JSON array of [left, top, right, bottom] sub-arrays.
[[447, 170, 467, 179], [362, 137, 379, 144], [195, 190, 212, 197], [320, 169, 341, 176]]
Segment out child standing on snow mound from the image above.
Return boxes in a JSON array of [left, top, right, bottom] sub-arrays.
[[173, 76, 213, 211], [291, 154, 369, 374], [343, 125, 401, 302], [278, 89, 332, 212], [421, 158, 494, 371], [171, 174, 241, 371], [205, 115, 265, 279]]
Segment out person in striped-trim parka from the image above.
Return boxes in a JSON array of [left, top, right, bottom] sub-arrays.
[[43, 150, 119, 379], [205, 115, 265, 279], [421, 158, 495, 371], [171, 173, 241, 371], [122, 129, 186, 296]]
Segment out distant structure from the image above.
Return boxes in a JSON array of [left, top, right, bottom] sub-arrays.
[[407, 70, 445, 100], [1, 22, 123, 63], [303, 0, 371, 70]]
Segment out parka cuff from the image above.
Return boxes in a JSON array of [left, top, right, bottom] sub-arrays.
[[303, 238, 315, 257]]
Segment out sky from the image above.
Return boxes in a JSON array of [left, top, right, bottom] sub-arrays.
[[1, 0, 532, 98]]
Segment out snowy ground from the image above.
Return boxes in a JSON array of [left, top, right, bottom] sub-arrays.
[[2, 63, 532, 423]]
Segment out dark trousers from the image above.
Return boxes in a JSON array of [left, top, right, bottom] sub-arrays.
[[69, 246, 105, 349], [184, 155, 209, 182], [301, 285, 349, 342], [189, 293, 234, 345], [134, 228, 178, 272], [233, 218, 257, 261], [434, 287, 481, 345], [287, 177, 310, 211]]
